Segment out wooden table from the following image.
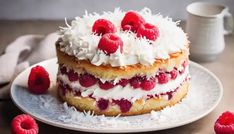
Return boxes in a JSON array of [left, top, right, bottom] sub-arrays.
[[0, 20, 233, 134]]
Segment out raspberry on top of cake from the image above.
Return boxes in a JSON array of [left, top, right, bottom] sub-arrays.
[[58, 8, 188, 67]]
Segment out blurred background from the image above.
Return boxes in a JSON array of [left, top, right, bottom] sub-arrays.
[[0, 0, 233, 20]]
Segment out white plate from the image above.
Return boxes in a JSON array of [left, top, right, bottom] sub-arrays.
[[10, 58, 223, 133]]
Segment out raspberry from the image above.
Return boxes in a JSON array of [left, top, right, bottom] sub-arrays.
[[130, 76, 142, 89], [157, 72, 169, 84], [182, 60, 189, 68], [99, 81, 115, 90], [179, 60, 188, 74], [67, 69, 79, 82], [58, 81, 71, 96], [75, 90, 81, 96], [11, 114, 39, 134], [98, 33, 123, 55], [137, 23, 159, 41], [118, 79, 129, 87], [97, 99, 109, 110], [214, 111, 234, 134], [122, 25, 132, 31], [89, 94, 95, 99], [79, 74, 97, 87], [170, 69, 178, 80], [167, 91, 174, 100], [114, 99, 132, 113], [179, 69, 184, 74], [66, 84, 72, 91], [58, 82, 66, 95], [60, 66, 67, 75], [92, 19, 116, 35], [121, 11, 145, 32], [140, 78, 156, 91], [179, 68, 185, 74], [28, 65, 50, 94]]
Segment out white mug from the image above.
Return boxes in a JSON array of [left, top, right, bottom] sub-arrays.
[[186, 2, 233, 62]]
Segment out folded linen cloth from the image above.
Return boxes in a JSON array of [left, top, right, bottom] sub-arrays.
[[0, 33, 59, 99]]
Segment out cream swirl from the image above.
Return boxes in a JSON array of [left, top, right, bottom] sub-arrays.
[[59, 8, 188, 67]]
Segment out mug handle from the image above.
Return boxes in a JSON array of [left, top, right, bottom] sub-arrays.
[[223, 9, 233, 35]]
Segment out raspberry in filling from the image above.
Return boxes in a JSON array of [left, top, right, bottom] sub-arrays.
[[140, 77, 156, 91], [167, 91, 174, 100], [113, 99, 132, 113], [170, 69, 178, 80], [58, 83, 66, 95], [182, 60, 188, 68], [157, 72, 169, 84], [130, 76, 142, 89], [67, 70, 79, 82], [79, 73, 97, 87], [75, 90, 81, 96], [97, 99, 109, 110], [99, 81, 115, 90], [60, 66, 67, 75], [58, 82, 71, 95], [180, 60, 188, 74], [117, 79, 129, 87]]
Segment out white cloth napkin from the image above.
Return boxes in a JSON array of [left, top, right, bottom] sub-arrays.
[[0, 33, 59, 99]]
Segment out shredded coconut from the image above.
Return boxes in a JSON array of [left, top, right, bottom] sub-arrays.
[[58, 8, 188, 67]]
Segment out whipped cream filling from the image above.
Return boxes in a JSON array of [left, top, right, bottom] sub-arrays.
[[59, 8, 188, 67], [58, 66, 189, 102]]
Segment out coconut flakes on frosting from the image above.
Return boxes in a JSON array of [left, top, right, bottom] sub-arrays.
[[59, 8, 188, 67]]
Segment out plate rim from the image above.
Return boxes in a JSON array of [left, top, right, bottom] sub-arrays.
[[10, 58, 223, 133]]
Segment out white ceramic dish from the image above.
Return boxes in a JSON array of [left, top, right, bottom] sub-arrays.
[[10, 58, 223, 133]]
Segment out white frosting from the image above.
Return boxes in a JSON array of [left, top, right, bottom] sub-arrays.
[[58, 66, 189, 102], [59, 8, 188, 67]]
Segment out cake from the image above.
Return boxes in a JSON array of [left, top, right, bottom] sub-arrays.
[[56, 8, 190, 116]]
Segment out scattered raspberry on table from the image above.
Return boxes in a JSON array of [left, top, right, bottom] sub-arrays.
[[11, 114, 39, 134], [214, 111, 234, 134]]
